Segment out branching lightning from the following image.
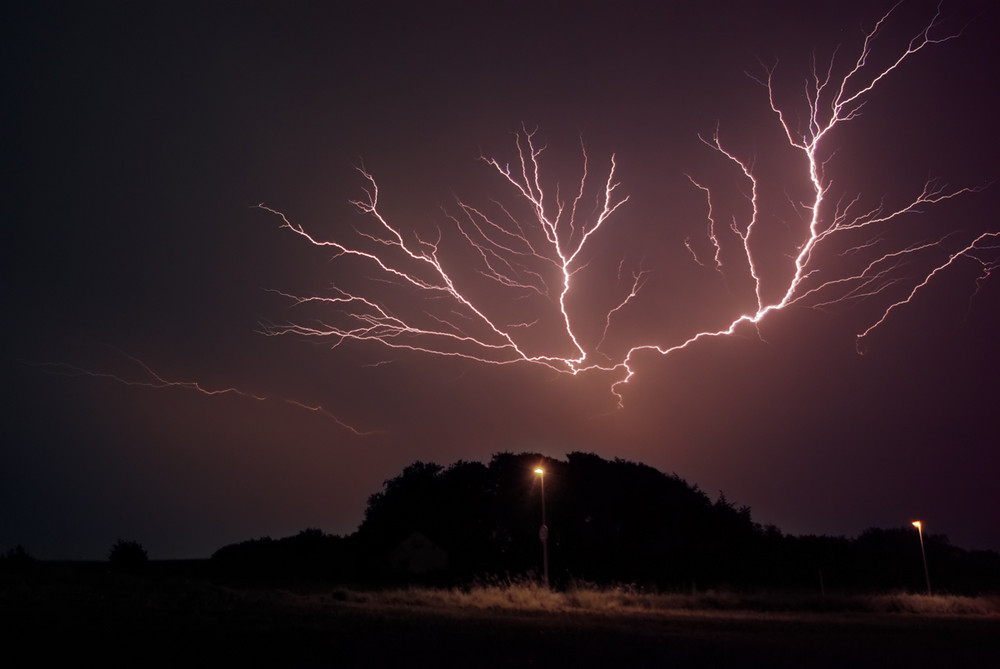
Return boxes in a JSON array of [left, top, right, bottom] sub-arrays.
[[258, 3, 996, 410], [32, 351, 379, 436], [44, 3, 995, 430], [258, 126, 629, 375], [258, 3, 998, 408]]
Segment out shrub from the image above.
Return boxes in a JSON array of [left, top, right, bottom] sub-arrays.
[[108, 539, 149, 570], [1, 545, 36, 571]]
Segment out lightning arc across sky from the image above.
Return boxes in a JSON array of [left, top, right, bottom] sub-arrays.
[[31, 351, 379, 436], [256, 3, 998, 409]]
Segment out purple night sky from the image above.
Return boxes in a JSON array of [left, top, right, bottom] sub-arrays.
[[3, 0, 998, 559]]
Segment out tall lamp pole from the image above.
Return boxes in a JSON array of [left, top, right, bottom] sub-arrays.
[[534, 467, 549, 587], [912, 520, 931, 596]]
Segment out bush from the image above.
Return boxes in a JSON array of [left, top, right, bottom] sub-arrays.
[[1, 545, 36, 571], [108, 539, 148, 570]]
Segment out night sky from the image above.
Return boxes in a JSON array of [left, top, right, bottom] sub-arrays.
[[4, 0, 998, 560]]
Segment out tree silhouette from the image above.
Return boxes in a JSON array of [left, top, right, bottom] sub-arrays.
[[108, 539, 148, 570], [210, 452, 1000, 592], [211, 528, 353, 582], [1, 545, 36, 571], [354, 452, 765, 587]]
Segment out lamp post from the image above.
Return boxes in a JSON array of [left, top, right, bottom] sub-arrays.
[[912, 520, 931, 596], [534, 467, 549, 587]]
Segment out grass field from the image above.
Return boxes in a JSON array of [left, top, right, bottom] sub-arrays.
[[3, 567, 999, 667]]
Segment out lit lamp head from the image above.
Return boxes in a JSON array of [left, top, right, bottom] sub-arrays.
[[912, 520, 922, 530], [534, 468, 544, 475]]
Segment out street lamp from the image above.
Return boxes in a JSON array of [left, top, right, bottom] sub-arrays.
[[912, 520, 931, 596], [534, 467, 549, 587]]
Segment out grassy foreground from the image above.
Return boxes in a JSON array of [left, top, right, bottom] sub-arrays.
[[3, 569, 999, 667], [335, 580, 1000, 615]]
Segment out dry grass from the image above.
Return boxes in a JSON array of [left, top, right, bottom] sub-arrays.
[[5, 571, 999, 667], [310, 581, 1000, 617], [867, 592, 1000, 615]]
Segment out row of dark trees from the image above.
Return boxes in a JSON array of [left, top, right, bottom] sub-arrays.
[[209, 452, 1000, 593]]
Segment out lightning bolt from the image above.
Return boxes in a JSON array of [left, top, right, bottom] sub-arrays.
[[49, 3, 993, 427], [259, 4, 997, 408], [31, 350, 379, 437], [258, 126, 629, 376]]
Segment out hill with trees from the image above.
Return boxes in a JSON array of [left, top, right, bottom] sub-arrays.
[[210, 452, 1000, 593]]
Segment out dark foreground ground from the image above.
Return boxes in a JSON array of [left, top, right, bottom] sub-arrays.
[[3, 565, 999, 668]]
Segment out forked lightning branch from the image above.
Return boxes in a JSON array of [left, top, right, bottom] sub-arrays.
[[260, 3, 998, 405]]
